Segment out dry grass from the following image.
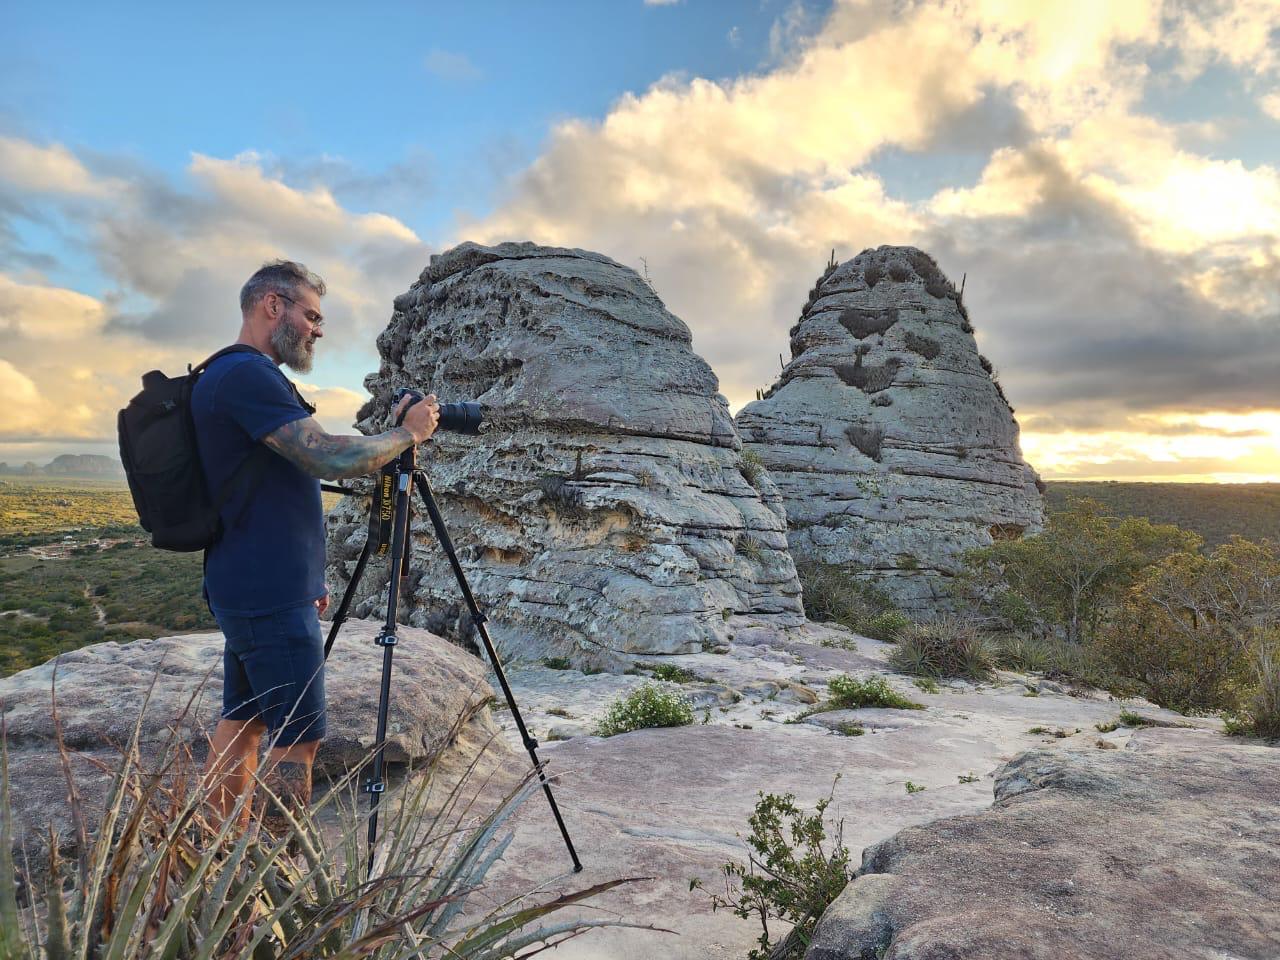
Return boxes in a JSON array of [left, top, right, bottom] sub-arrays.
[[890, 617, 1000, 681]]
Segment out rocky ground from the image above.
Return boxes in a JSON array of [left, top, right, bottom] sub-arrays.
[[5, 618, 1268, 959], [473, 617, 1230, 959]]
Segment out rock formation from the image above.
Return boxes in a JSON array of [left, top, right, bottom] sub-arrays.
[[735, 246, 1043, 615], [805, 729, 1280, 959], [326, 241, 804, 665], [0, 621, 495, 853]]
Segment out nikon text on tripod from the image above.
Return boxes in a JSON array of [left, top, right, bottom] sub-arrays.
[[320, 387, 582, 874]]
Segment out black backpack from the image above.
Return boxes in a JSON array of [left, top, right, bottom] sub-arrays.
[[117, 345, 273, 552]]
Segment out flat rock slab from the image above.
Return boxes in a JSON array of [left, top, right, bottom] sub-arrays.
[[478, 624, 1211, 959], [806, 728, 1280, 960], [0, 620, 495, 852]]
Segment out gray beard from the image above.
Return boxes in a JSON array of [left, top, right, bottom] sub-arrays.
[[270, 320, 315, 373]]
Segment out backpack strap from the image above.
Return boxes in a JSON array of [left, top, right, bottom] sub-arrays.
[[195, 344, 278, 533]]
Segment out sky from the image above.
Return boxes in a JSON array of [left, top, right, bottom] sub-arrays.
[[1, 0, 1278, 482]]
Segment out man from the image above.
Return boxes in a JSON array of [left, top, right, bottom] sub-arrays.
[[194, 259, 439, 828]]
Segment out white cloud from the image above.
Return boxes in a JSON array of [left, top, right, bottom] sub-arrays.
[[0, 142, 429, 445], [0, 275, 107, 340], [0, 136, 115, 196]]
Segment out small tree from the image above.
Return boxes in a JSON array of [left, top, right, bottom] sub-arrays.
[[959, 499, 1200, 644], [698, 782, 851, 960], [1101, 537, 1280, 712]]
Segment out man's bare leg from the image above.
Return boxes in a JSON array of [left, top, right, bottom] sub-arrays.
[[202, 717, 266, 828], [260, 739, 322, 833]]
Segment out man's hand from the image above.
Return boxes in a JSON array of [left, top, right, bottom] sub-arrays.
[[394, 392, 440, 444], [316, 591, 330, 617]]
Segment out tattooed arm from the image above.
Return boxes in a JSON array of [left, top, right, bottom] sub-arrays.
[[263, 418, 414, 479], [263, 396, 440, 479]]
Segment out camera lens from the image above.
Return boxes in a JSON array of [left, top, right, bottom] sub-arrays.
[[437, 401, 483, 435]]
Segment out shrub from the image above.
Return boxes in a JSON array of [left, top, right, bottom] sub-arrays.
[[1098, 537, 1279, 713], [845, 423, 884, 461], [737, 535, 766, 562], [924, 276, 952, 298], [740, 448, 766, 488], [995, 634, 1135, 695], [1223, 631, 1280, 739], [839, 306, 899, 340], [865, 610, 911, 642], [596, 682, 695, 736], [864, 263, 884, 288], [697, 783, 851, 960], [889, 617, 999, 681], [796, 562, 899, 637], [644, 661, 702, 684], [903, 332, 941, 360], [834, 352, 901, 393], [827, 673, 924, 710]]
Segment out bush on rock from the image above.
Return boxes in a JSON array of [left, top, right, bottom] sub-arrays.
[[596, 682, 695, 737]]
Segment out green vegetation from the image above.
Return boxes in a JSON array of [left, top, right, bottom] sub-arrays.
[[642, 661, 703, 684], [0, 477, 352, 677], [542, 656, 573, 670], [832, 721, 865, 737], [958, 773, 980, 784], [1, 717, 629, 958], [904, 781, 926, 794], [827, 674, 924, 711], [740, 449, 766, 489], [912, 676, 941, 694], [1103, 538, 1277, 714], [1227, 635, 1280, 739], [596, 682, 695, 737], [797, 562, 905, 641], [889, 617, 999, 681], [957, 498, 1280, 731], [0, 477, 138, 547], [1045, 481, 1280, 548], [960, 498, 1199, 645], [697, 783, 851, 960], [1, 541, 215, 676]]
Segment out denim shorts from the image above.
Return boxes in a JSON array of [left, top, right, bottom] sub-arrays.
[[214, 602, 327, 746]]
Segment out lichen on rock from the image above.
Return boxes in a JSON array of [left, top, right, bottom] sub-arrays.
[[736, 245, 1044, 616], [326, 241, 804, 665]]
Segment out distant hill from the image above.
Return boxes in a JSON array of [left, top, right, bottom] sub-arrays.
[[0, 454, 125, 478], [1045, 481, 1280, 548]]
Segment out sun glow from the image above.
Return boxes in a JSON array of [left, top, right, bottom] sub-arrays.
[[1023, 410, 1280, 483]]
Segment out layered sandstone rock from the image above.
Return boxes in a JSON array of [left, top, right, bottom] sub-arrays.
[[325, 241, 804, 665], [735, 246, 1043, 615]]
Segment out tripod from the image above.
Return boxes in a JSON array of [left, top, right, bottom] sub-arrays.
[[319, 409, 582, 875]]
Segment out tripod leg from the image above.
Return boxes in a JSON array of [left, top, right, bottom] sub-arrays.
[[324, 535, 374, 660], [364, 457, 415, 871], [412, 471, 583, 872]]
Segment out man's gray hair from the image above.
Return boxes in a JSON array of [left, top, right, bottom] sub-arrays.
[[239, 260, 327, 315]]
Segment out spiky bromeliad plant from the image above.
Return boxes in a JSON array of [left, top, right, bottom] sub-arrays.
[[0, 673, 653, 959]]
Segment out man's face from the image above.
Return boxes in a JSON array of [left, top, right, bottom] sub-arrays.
[[267, 288, 324, 373]]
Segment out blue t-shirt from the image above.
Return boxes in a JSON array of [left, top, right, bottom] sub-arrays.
[[191, 348, 326, 616]]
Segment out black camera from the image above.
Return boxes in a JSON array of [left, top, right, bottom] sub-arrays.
[[393, 387, 482, 436]]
